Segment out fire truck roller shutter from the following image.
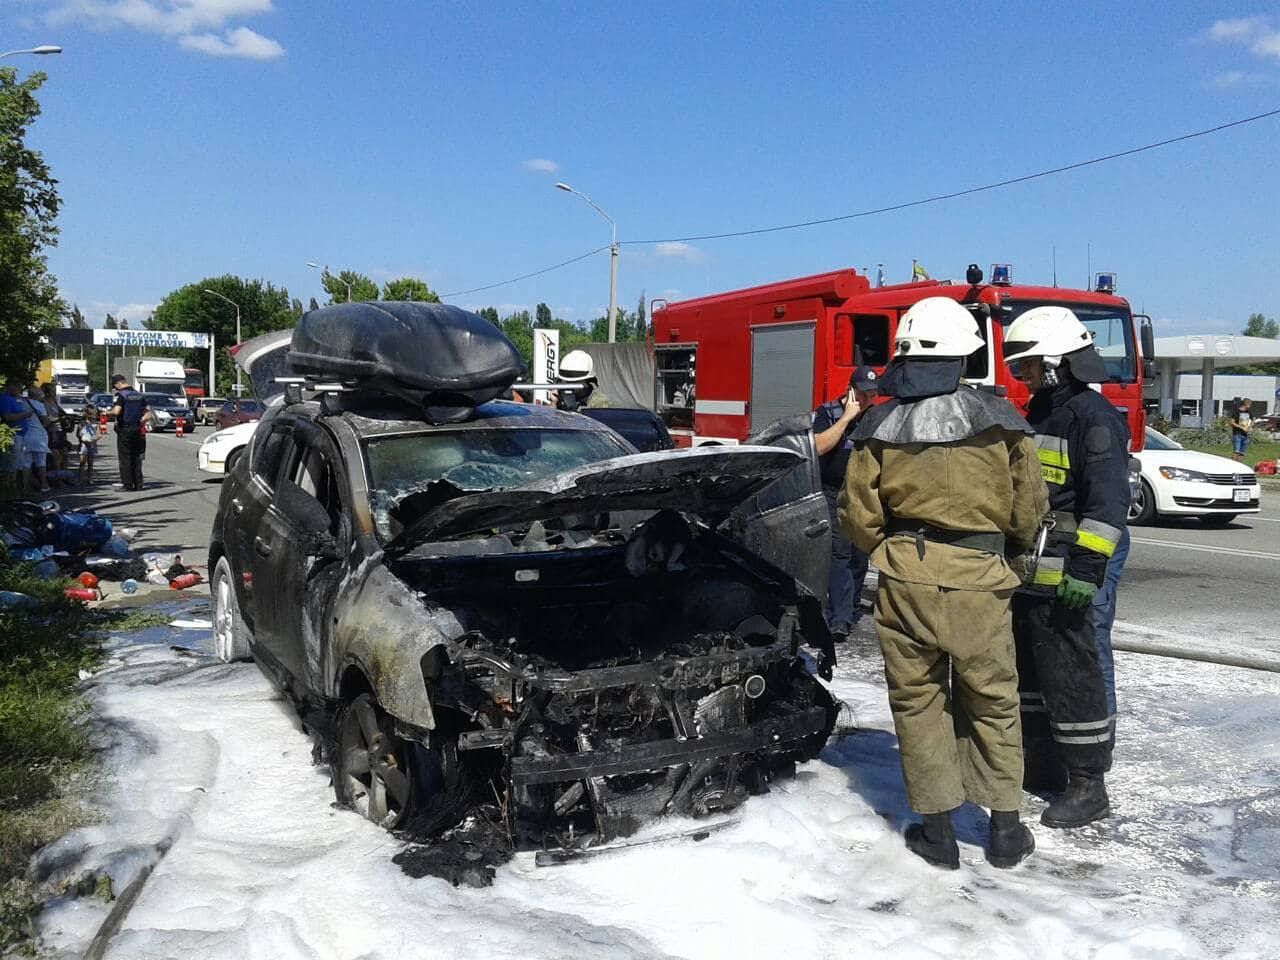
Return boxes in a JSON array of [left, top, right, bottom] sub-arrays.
[[750, 320, 817, 432]]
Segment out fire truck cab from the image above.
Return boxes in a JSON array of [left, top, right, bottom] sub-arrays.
[[651, 264, 1154, 451]]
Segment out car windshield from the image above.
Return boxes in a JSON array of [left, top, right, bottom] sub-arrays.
[[58, 374, 89, 387], [364, 427, 629, 541], [1144, 428, 1182, 451], [142, 382, 185, 397], [142, 393, 187, 406], [1002, 299, 1136, 382]]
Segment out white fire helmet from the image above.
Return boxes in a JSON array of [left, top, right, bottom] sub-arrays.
[[558, 349, 596, 382], [893, 297, 985, 359], [1002, 306, 1094, 367]]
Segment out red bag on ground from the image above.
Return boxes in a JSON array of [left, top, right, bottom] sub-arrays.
[[1255, 460, 1276, 476]]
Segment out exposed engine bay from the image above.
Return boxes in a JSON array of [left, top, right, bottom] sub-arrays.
[[388, 510, 839, 868]]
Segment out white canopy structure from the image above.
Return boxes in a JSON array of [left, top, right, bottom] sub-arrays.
[[1150, 335, 1280, 421]]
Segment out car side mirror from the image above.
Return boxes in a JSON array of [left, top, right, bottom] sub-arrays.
[[1142, 359, 1156, 381]]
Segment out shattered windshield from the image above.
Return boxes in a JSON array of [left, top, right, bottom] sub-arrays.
[[365, 427, 630, 541]]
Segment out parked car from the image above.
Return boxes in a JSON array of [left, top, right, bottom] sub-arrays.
[[194, 396, 227, 426], [579, 407, 675, 453], [214, 398, 264, 431], [209, 304, 836, 854], [140, 393, 194, 433], [197, 420, 258, 476], [1130, 427, 1262, 525], [88, 392, 116, 420]]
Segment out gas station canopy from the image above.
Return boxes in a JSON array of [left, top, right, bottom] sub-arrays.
[[1150, 335, 1280, 419]]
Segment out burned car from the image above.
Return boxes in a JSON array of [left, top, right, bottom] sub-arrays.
[[209, 302, 837, 858]]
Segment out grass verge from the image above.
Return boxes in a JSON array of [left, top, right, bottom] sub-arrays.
[[1170, 438, 1280, 469], [0, 562, 110, 953]]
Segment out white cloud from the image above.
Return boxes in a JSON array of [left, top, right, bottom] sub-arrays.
[[84, 300, 160, 328], [1204, 16, 1280, 62], [1207, 17, 1267, 43], [653, 241, 707, 264], [523, 158, 559, 174], [179, 26, 282, 59], [45, 0, 284, 59], [1210, 70, 1271, 89]]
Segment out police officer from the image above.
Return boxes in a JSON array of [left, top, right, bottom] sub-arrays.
[[840, 298, 1048, 869], [108, 374, 152, 491], [1002, 306, 1129, 828], [813, 366, 879, 641], [555, 350, 611, 412]]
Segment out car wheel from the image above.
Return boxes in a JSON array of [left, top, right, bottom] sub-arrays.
[[212, 556, 253, 662], [224, 449, 242, 475], [334, 692, 445, 830], [1199, 513, 1237, 527], [1130, 478, 1156, 524]]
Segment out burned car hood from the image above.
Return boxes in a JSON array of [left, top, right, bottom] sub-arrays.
[[385, 445, 803, 553]]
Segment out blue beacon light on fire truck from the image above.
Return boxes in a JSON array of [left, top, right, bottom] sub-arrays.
[[1094, 272, 1117, 294], [990, 263, 1013, 286]]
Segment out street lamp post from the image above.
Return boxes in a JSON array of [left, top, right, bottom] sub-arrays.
[[555, 182, 618, 343], [307, 261, 352, 303], [202, 289, 242, 396], [0, 45, 62, 59]]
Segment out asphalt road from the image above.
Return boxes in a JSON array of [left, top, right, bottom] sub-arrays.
[[1118, 496, 1280, 654], [44, 425, 223, 559], [53, 429, 1279, 652]]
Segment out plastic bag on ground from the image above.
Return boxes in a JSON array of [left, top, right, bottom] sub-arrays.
[[98, 535, 131, 559], [31, 559, 61, 579], [0, 591, 38, 609]]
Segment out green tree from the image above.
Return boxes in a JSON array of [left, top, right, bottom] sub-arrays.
[[382, 277, 440, 302], [66, 304, 87, 329], [103, 314, 117, 329], [1243, 313, 1279, 339], [321, 269, 378, 305], [150, 275, 299, 396], [0, 68, 65, 381], [478, 306, 500, 326], [535, 302, 552, 326]]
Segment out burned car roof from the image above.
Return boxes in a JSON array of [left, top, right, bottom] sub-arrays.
[[337, 397, 625, 439]]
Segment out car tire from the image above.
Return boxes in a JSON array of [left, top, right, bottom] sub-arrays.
[[224, 449, 242, 476], [1130, 478, 1156, 525], [212, 555, 253, 662], [1199, 514, 1237, 527], [333, 692, 447, 831]]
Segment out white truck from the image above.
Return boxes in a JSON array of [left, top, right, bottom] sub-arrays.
[[111, 357, 187, 397], [36, 358, 92, 413]]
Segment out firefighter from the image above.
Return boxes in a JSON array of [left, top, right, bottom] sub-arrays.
[[813, 365, 879, 641], [555, 350, 612, 411], [839, 297, 1048, 869], [1002, 306, 1130, 829]]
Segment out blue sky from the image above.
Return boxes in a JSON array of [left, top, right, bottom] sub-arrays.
[[5, 1, 1279, 336]]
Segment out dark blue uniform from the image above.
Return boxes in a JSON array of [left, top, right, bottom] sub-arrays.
[[1015, 381, 1130, 777], [813, 398, 869, 635], [113, 388, 149, 490]]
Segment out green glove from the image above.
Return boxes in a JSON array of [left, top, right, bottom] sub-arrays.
[[1057, 574, 1098, 609]]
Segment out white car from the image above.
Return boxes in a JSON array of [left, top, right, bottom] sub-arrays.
[[1130, 427, 1261, 526], [197, 421, 257, 476]]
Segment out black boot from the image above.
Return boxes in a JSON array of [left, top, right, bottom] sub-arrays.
[[1022, 739, 1068, 795], [1041, 775, 1110, 828], [987, 810, 1035, 868], [904, 812, 959, 870]]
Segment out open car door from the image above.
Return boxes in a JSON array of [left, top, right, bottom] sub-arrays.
[[720, 414, 831, 600]]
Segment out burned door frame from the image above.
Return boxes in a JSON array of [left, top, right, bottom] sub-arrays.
[[748, 320, 817, 433], [253, 420, 353, 689]]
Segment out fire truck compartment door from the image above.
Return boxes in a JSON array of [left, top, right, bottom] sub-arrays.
[[749, 320, 816, 432], [721, 414, 830, 601]]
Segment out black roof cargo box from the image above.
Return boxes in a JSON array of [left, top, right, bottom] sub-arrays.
[[288, 302, 525, 421]]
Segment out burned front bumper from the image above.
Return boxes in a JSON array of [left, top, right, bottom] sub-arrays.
[[510, 705, 831, 786]]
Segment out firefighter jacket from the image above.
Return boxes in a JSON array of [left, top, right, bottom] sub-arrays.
[[837, 386, 1048, 592], [1023, 380, 1130, 594]]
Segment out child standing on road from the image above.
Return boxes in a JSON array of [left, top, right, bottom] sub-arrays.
[[78, 405, 101, 486]]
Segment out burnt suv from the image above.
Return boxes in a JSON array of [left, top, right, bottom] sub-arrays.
[[209, 303, 836, 856]]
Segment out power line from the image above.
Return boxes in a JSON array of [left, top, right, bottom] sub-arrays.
[[441, 244, 610, 298], [441, 106, 1280, 298], [623, 106, 1280, 244]]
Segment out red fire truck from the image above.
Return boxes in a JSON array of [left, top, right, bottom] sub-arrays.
[[183, 367, 207, 401], [650, 263, 1154, 451]]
